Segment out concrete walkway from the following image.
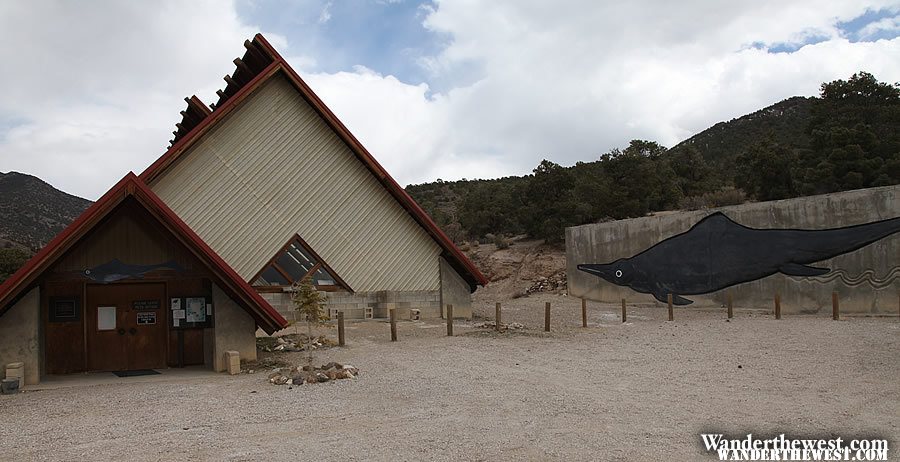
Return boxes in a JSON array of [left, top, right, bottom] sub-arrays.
[[24, 366, 221, 391]]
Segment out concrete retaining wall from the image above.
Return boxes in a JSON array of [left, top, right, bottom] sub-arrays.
[[566, 185, 900, 314]]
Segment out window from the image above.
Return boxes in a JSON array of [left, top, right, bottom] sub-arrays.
[[252, 235, 351, 292], [49, 297, 80, 322]]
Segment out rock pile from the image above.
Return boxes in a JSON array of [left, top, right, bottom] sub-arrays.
[[473, 321, 525, 331], [268, 362, 359, 386], [525, 271, 567, 294], [258, 334, 335, 353]]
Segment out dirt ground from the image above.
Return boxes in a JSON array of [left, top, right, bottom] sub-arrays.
[[2, 292, 898, 461]]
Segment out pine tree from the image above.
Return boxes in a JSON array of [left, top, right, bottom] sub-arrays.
[[291, 277, 328, 368]]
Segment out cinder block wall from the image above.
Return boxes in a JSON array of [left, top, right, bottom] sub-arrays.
[[260, 290, 442, 322], [566, 185, 900, 314]]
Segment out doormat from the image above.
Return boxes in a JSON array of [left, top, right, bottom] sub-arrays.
[[112, 369, 160, 377]]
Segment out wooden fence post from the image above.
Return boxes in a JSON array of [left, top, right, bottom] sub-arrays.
[[446, 304, 453, 336], [667, 294, 674, 321], [774, 293, 781, 320], [727, 291, 733, 319], [581, 298, 587, 327], [832, 292, 840, 321], [389, 308, 397, 342], [337, 311, 345, 346], [495, 302, 501, 331], [544, 302, 551, 332], [621, 299, 626, 323]]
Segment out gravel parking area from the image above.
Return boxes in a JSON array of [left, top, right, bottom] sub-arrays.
[[2, 293, 898, 461]]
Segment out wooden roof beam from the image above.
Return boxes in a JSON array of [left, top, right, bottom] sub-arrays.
[[233, 57, 252, 75], [223, 74, 239, 89], [243, 39, 271, 67]]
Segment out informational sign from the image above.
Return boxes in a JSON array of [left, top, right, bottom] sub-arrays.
[[133, 299, 160, 311], [98, 306, 116, 331], [136, 312, 157, 325], [186, 297, 206, 323], [172, 310, 186, 320], [171, 298, 181, 311]]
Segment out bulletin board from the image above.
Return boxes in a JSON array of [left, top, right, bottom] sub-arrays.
[[170, 296, 213, 329]]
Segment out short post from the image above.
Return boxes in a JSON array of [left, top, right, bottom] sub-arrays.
[[544, 302, 551, 332], [774, 293, 781, 320], [389, 308, 397, 342], [621, 298, 627, 323], [446, 304, 453, 336], [667, 294, 674, 321], [337, 311, 346, 346], [832, 292, 840, 321], [727, 291, 733, 319], [581, 298, 587, 327], [495, 302, 502, 331]]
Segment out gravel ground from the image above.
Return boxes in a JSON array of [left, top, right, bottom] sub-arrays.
[[2, 293, 898, 461]]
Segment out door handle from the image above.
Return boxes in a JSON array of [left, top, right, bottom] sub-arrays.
[[117, 328, 126, 335], [129, 327, 137, 335]]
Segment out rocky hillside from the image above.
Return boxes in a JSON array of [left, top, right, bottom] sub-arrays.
[[0, 172, 92, 251], [666, 96, 813, 168]]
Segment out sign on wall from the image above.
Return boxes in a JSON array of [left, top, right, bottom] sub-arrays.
[[133, 299, 160, 311], [136, 312, 157, 325], [97, 306, 117, 331]]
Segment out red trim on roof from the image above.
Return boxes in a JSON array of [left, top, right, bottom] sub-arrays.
[[0, 173, 288, 334], [140, 34, 487, 288]]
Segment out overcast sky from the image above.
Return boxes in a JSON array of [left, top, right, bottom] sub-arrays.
[[1, 0, 899, 200]]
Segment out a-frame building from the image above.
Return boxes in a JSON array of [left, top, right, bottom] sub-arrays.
[[0, 35, 485, 384], [142, 34, 486, 321]]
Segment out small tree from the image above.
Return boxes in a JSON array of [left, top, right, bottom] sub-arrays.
[[291, 277, 328, 368]]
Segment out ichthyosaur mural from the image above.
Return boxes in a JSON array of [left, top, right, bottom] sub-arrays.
[[577, 212, 900, 305], [84, 259, 184, 283]]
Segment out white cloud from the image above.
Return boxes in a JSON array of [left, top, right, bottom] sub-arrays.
[[857, 14, 900, 39], [299, 0, 900, 187], [2, 0, 900, 200], [318, 1, 332, 24], [0, 0, 271, 199]]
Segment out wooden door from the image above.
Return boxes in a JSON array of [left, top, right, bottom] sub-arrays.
[[87, 283, 167, 371], [86, 287, 128, 371]]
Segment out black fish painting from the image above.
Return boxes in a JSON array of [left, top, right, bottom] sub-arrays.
[[577, 212, 900, 305], [84, 259, 184, 283]]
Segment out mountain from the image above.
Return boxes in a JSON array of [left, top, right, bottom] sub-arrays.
[[0, 172, 92, 252], [406, 97, 816, 241], [406, 72, 899, 242], [667, 96, 814, 167]]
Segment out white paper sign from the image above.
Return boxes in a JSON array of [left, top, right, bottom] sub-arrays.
[[186, 297, 206, 323], [98, 306, 116, 331], [173, 319, 180, 327], [171, 298, 181, 310], [206, 304, 212, 315], [172, 309, 186, 319]]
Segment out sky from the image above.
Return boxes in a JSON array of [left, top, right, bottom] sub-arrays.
[[1, 0, 899, 200]]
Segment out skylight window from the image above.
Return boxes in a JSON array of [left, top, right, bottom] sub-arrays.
[[252, 235, 350, 292]]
